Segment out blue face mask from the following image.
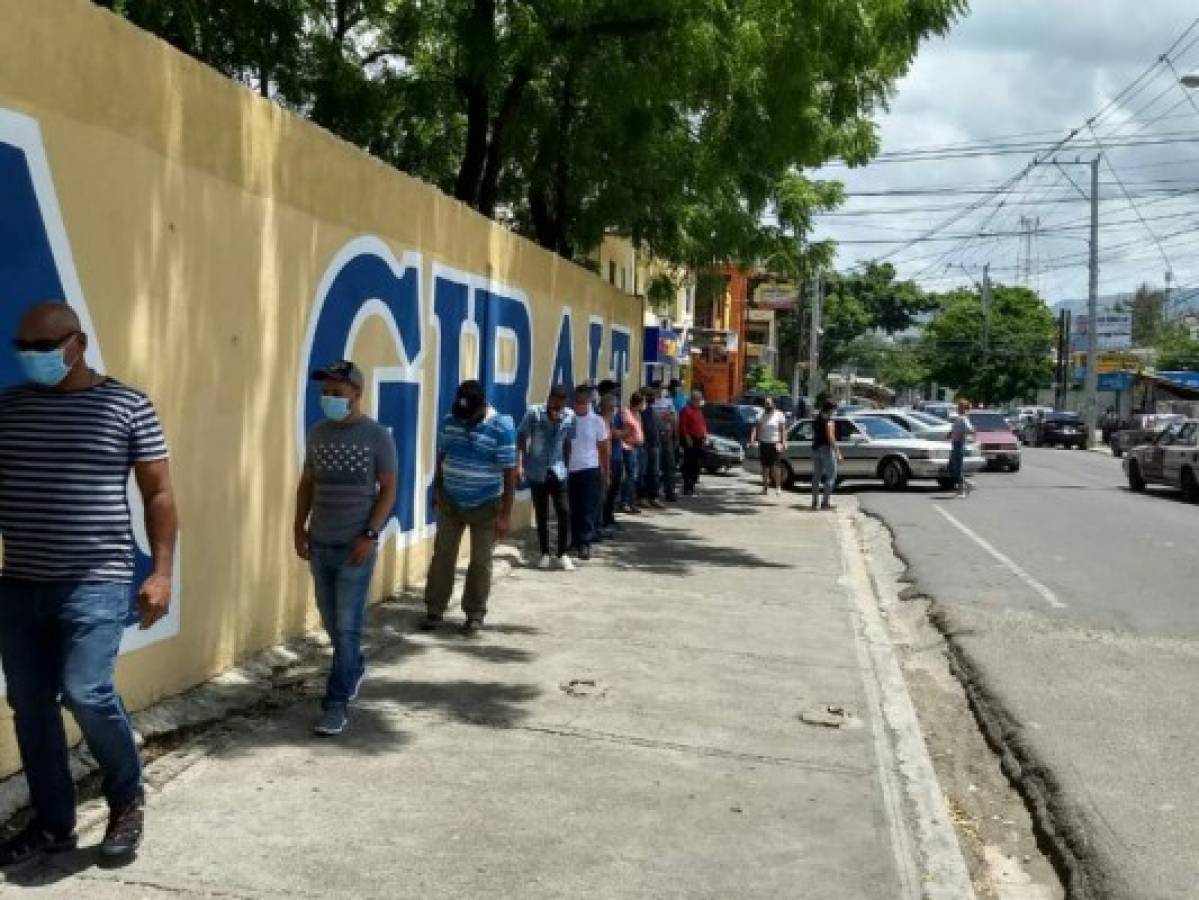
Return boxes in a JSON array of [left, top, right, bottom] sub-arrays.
[[19, 349, 72, 387], [320, 395, 352, 422]]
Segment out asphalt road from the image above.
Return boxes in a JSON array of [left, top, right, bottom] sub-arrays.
[[855, 448, 1199, 900]]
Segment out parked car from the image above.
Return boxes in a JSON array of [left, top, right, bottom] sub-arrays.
[[744, 414, 984, 491], [1123, 420, 1199, 498], [1111, 413, 1187, 458], [855, 408, 952, 442], [920, 401, 956, 421], [1031, 411, 1087, 448], [740, 392, 799, 422], [702, 403, 761, 447], [965, 410, 1022, 471], [702, 434, 745, 475]]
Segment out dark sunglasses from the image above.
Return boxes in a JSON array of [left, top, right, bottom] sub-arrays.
[[13, 331, 79, 353]]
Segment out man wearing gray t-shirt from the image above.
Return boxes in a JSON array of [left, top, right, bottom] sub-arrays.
[[294, 360, 398, 736]]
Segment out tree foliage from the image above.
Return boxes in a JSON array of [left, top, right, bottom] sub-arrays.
[[921, 284, 1055, 405], [99, 0, 966, 260], [1154, 322, 1199, 371], [745, 363, 788, 396], [816, 262, 935, 372], [1123, 283, 1166, 348]]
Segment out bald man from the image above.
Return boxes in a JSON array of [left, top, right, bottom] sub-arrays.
[[0, 302, 177, 865]]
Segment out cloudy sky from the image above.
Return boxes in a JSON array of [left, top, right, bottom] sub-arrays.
[[814, 1, 1199, 306]]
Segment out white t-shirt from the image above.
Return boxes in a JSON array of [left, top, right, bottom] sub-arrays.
[[757, 410, 787, 443], [568, 410, 610, 472]]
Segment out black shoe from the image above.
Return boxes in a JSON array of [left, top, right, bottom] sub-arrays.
[[100, 796, 144, 860], [459, 618, 483, 636], [0, 822, 76, 867], [418, 613, 443, 631], [579, 545, 592, 561]]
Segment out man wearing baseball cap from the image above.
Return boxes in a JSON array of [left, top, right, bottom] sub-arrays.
[[422, 380, 517, 635], [294, 360, 398, 736]]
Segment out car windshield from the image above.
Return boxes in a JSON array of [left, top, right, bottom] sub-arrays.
[[738, 406, 762, 421], [854, 417, 910, 439], [968, 413, 1011, 431], [907, 411, 947, 427]]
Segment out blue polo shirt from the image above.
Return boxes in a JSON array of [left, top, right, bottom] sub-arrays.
[[518, 405, 575, 483], [438, 409, 517, 508]]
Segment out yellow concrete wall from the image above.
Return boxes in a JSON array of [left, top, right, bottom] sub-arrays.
[[0, 0, 641, 775]]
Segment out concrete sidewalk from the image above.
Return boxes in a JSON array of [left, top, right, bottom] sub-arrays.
[[4, 477, 967, 899]]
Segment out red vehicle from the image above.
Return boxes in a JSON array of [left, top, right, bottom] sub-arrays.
[[966, 410, 1022, 472]]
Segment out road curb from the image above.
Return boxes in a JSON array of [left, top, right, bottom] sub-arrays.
[[835, 505, 978, 900]]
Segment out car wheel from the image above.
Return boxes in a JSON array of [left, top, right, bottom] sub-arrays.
[[1112, 446, 1123, 458], [1009, 461, 1021, 473], [1127, 460, 1146, 492], [937, 477, 955, 490], [705, 464, 721, 476], [780, 461, 796, 491], [880, 458, 909, 491], [1183, 468, 1199, 502]]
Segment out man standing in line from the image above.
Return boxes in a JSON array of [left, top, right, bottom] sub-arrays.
[[638, 387, 663, 509], [751, 396, 789, 497], [567, 384, 610, 560], [422, 380, 517, 635], [654, 386, 680, 502], [599, 393, 628, 538], [950, 398, 975, 499], [517, 385, 575, 571], [812, 399, 842, 510], [0, 303, 177, 864], [669, 379, 688, 415], [294, 360, 398, 737], [678, 389, 709, 497]]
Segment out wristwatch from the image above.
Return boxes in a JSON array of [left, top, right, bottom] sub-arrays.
[[363, 528, 380, 542]]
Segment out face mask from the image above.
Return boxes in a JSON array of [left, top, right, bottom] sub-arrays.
[[321, 395, 351, 422], [19, 349, 72, 386]]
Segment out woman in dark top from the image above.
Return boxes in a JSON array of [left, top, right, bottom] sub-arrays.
[[811, 400, 841, 510]]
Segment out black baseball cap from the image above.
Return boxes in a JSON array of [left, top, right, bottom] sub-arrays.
[[453, 379, 486, 419], [311, 359, 364, 390]]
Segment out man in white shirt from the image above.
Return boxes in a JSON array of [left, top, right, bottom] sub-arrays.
[[752, 398, 789, 497], [567, 384, 611, 560]]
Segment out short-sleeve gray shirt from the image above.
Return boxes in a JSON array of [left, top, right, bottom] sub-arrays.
[[306, 416, 398, 544]]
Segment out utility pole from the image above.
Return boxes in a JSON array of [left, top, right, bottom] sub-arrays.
[[1085, 155, 1100, 449], [981, 264, 992, 405], [809, 273, 823, 400]]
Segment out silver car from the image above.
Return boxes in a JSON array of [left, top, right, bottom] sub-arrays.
[[745, 415, 984, 490], [855, 408, 953, 442], [1123, 420, 1199, 499]]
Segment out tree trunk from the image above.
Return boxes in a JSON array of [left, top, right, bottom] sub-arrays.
[[452, 0, 497, 208], [477, 65, 533, 218]]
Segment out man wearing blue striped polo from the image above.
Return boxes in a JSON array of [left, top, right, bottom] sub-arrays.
[[422, 380, 517, 635]]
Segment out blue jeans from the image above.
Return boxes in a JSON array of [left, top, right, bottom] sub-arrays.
[[309, 543, 377, 710], [639, 443, 660, 499], [948, 443, 965, 486], [568, 468, 603, 549], [0, 579, 142, 835], [812, 446, 838, 506], [620, 448, 641, 507]]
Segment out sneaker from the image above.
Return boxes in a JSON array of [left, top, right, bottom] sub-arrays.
[[99, 796, 144, 860], [417, 613, 443, 631], [0, 822, 76, 867], [459, 618, 484, 637], [775, 487, 782, 497], [537, 554, 554, 570], [556, 555, 577, 572], [348, 667, 366, 702], [314, 706, 348, 736]]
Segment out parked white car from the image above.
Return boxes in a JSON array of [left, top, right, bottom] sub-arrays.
[[745, 415, 984, 490], [855, 408, 953, 442], [1124, 420, 1199, 499]]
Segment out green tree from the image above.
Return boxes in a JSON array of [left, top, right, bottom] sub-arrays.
[[1154, 322, 1199, 371], [745, 364, 789, 395], [818, 262, 935, 372], [921, 284, 1055, 405], [99, 0, 967, 261], [1123, 283, 1166, 347]]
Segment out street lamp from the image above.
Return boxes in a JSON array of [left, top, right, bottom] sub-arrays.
[[1181, 72, 1199, 88]]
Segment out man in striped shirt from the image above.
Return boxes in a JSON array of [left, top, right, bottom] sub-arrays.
[[422, 380, 516, 635], [0, 303, 177, 866]]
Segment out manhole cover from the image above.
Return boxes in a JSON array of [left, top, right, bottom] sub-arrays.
[[559, 678, 606, 698]]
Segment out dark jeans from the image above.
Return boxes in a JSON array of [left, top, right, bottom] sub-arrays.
[[659, 440, 678, 500], [639, 443, 660, 500], [619, 448, 641, 507], [603, 456, 624, 527], [682, 443, 704, 494], [529, 476, 569, 556], [309, 542, 377, 710], [948, 442, 966, 487], [0, 579, 142, 836], [568, 467, 603, 549]]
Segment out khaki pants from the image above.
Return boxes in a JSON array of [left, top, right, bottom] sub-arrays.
[[424, 492, 500, 621]]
